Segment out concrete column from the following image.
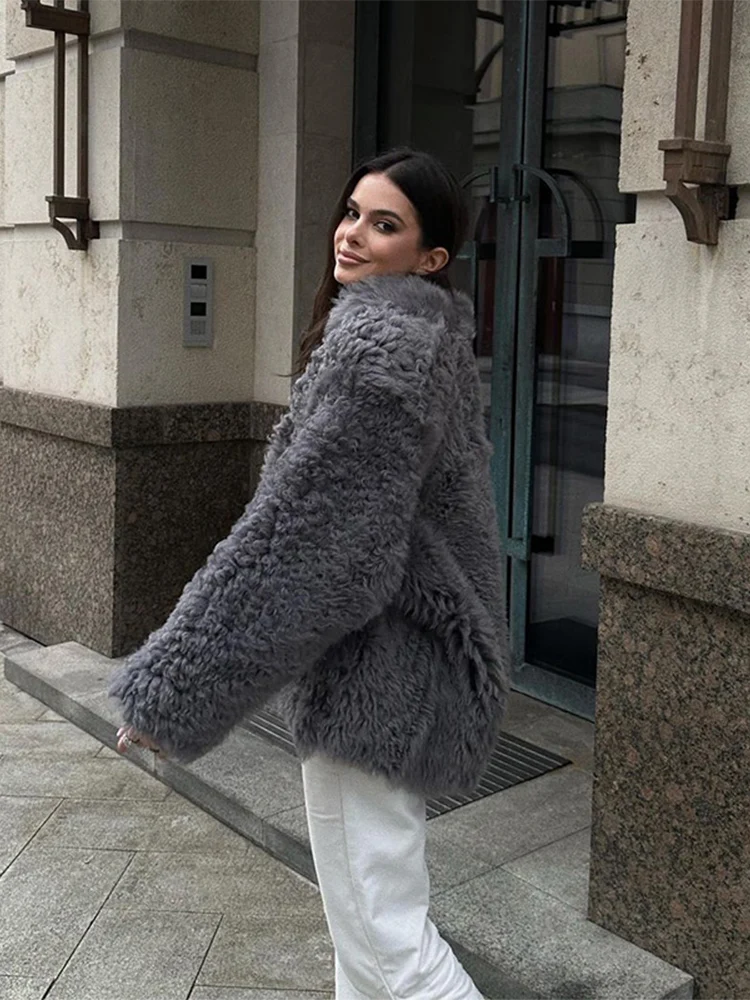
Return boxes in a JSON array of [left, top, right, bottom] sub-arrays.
[[0, 0, 15, 384], [583, 1, 750, 995], [0, 0, 354, 658], [0, 0, 280, 656], [254, 0, 355, 404]]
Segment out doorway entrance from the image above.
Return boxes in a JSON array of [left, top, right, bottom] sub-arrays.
[[353, 0, 632, 719]]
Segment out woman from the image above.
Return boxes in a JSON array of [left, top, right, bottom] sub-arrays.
[[111, 148, 510, 1000]]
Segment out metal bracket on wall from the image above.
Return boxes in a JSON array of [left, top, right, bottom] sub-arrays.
[[658, 0, 734, 246], [20, 0, 99, 251]]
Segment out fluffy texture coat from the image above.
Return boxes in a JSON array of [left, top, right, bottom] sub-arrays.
[[109, 273, 510, 795]]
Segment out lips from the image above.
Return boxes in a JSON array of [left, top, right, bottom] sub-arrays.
[[337, 249, 368, 264]]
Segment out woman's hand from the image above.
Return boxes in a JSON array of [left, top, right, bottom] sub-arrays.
[[116, 724, 165, 757]]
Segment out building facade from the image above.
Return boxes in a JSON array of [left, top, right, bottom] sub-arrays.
[[0, 0, 748, 995]]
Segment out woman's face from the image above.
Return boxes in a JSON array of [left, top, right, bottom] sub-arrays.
[[333, 172, 449, 286]]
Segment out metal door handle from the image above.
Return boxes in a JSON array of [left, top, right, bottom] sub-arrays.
[[513, 162, 571, 258], [456, 166, 503, 314], [548, 168, 607, 259]]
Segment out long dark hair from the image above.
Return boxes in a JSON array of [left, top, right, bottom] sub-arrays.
[[293, 147, 468, 376]]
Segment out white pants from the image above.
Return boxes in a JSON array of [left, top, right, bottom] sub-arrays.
[[302, 753, 484, 1000]]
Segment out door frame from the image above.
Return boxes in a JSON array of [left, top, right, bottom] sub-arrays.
[[490, 1, 598, 720]]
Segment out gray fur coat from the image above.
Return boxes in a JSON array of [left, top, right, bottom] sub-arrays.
[[109, 273, 510, 795]]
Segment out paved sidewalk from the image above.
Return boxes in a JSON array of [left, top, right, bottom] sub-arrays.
[[0, 670, 334, 1000], [1, 628, 696, 1000]]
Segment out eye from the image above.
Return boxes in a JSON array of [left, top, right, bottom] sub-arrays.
[[343, 207, 395, 233]]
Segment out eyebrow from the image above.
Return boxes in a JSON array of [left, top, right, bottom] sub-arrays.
[[347, 197, 405, 225]]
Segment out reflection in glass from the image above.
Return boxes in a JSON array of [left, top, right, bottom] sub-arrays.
[[526, 2, 633, 686], [465, 2, 504, 436]]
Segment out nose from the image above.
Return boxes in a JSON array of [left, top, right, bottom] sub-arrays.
[[345, 216, 365, 246]]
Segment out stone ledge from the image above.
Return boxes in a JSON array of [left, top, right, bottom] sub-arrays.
[[1, 636, 694, 1000], [582, 503, 750, 615], [0, 386, 286, 448]]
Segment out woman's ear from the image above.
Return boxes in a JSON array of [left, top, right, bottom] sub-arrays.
[[416, 246, 450, 275]]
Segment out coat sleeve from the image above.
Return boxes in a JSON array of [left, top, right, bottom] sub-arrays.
[[108, 319, 445, 762]]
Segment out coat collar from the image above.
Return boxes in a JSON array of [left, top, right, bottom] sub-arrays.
[[332, 273, 476, 340]]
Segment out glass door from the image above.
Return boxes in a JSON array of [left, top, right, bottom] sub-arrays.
[[474, 0, 631, 718], [525, 1, 631, 711], [353, 0, 631, 719]]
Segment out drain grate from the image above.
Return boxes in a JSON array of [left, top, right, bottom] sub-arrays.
[[241, 709, 570, 819]]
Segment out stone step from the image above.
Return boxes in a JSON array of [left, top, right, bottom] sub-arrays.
[[1, 637, 694, 1000]]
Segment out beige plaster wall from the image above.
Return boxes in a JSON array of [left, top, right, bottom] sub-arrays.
[[606, 0, 750, 533], [2, 1, 260, 408], [3, 1, 259, 65], [117, 240, 256, 406], [604, 212, 750, 533], [5, 44, 120, 226], [3, 237, 119, 404], [116, 12, 258, 406], [621, 0, 750, 192], [6, 0, 121, 61], [0, 0, 10, 387], [1, 0, 352, 411], [121, 0, 258, 54], [0, 234, 6, 385], [119, 47, 257, 230], [0, 67, 6, 386], [0, 35, 117, 400], [0, 0, 14, 76], [0, 73, 6, 230]]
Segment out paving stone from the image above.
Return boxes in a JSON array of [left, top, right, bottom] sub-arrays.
[[1, 645, 693, 999], [0, 723, 101, 757], [426, 826, 497, 896], [3, 648, 163, 775], [0, 975, 51, 999], [198, 912, 333, 993], [261, 803, 318, 880], [0, 629, 40, 658], [47, 909, 220, 1000], [2, 646, 124, 760], [30, 796, 250, 854], [106, 848, 317, 914], [190, 989, 333, 999], [428, 767, 593, 876], [0, 847, 132, 979], [431, 867, 693, 999], [503, 827, 592, 914], [186, 728, 305, 820], [502, 692, 596, 772], [0, 678, 46, 725], [0, 756, 171, 801], [34, 709, 65, 723], [267, 804, 309, 843], [4, 642, 123, 724], [0, 796, 61, 874], [71, 686, 122, 726]]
